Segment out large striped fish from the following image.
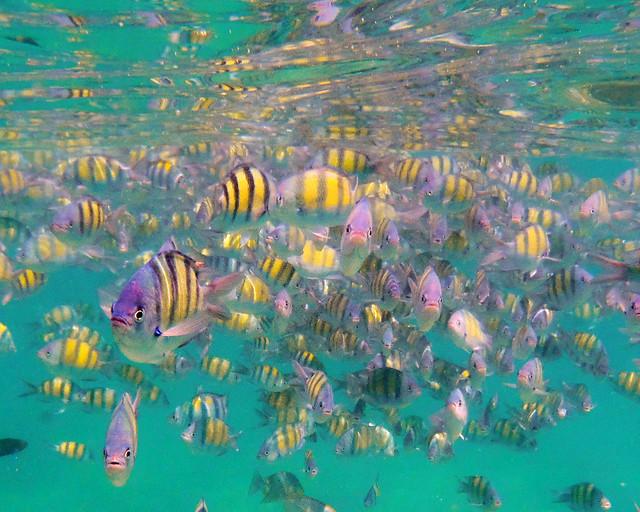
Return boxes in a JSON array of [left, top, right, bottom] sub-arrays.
[[104, 237, 241, 363]]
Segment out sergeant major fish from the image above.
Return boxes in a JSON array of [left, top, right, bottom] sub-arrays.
[[104, 389, 140, 487], [104, 237, 241, 363]]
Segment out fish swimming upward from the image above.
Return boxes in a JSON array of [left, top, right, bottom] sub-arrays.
[[104, 389, 141, 487]]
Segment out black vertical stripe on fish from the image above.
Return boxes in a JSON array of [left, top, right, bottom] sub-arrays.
[[222, 179, 230, 220], [260, 168, 270, 219], [165, 252, 178, 326], [78, 202, 85, 235], [229, 171, 240, 222], [246, 166, 255, 222], [149, 256, 165, 329]]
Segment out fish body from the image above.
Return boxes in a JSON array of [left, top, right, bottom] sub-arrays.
[[334, 423, 396, 457], [554, 482, 611, 511], [104, 390, 141, 487], [0, 438, 27, 457], [516, 358, 547, 402], [108, 239, 236, 363], [340, 198, 373, 276], [364, 472, 380, 507], [411, 266, 442, 332], [429, 388, 468, 445], [206, 164, 277, 227], [55, 441, 92, 461], [249, 470, 304, 503], [37, 337, 106, 372], [283, 496, 338, 512], [448, 309, 493, 351], [292, 360, 334, 418], [181, 417, 238, 453], [257, 420, 313, 461], [50, 195, 106, 241], [303, 449, 318, 478], [276, 167, 355, 227], [347, 367, 421, 408], [458, 476, 502, 509]]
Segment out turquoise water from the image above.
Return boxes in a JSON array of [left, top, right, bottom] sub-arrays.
[[1, 1, 640, 511]]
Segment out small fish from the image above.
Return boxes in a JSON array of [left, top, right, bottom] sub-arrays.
[[292, 360, 334, 418], [303, 449, 318, 478], [181, 417, 239, 453], [364, 472, 380, 507], [340, 198, 373, 277], [194, 498, 208, 512], [249, 470, 304, 503], [335, 423, 396, 457], [458, 476, 502, 509], [0, 438, 27, 457], [54, 441, 92, 461], [276, 167, 355, 227], [283, 496, 339, 512], [554, 482, 611, 511], [410, 266, 442, 332], [104, 389, 141, 487], [429, 388, 468, 446], [515, 358, 547, 402], [448, 309, 493, 352], [257, 419, 314, 461]]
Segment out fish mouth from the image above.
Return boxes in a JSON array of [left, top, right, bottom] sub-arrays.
[[106, 459, 124, 470], [347, 230, 368, 245], [110, 316, 131, 330], [50, 223, 68, 234]]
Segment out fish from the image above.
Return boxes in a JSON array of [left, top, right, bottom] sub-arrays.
[[515, 358, 548, 402], [249, 470, 305, 503], [194, 498, 208, 512], [553, 482, 611, 511], [276, 167, 355, 227], [0, 438, 27, 457], [257, 419, 314, 461], [410, 266, 442, 332], [458, 476, 502, 509], [54, 441, 92, 461], [103, 389, 141, 487], [429, 388, 468, 446], [364, 472, 380, 507], [283, 496, 339, 512], [303, 449, 318, 478], [340, 198, 373, 276], [448, 309, 493, 352], [346, 367, 421, 408], [181, 417, 239, 453], [105, 237, 240, 363], [335, 423, 396, 457], [201, 164, 278, 228], [292, 360, 334, 418]]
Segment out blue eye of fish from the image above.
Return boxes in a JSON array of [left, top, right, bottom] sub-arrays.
[[154, 327, 162, 336]]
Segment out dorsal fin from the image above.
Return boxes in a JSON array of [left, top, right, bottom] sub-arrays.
[[159, 236, 178, 253]]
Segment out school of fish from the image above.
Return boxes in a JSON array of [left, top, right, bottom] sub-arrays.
[[2, 1, 640, 511]]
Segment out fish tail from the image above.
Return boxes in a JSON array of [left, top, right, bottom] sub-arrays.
[[19, 380, 37, 398], [249, 470, 264, 495]]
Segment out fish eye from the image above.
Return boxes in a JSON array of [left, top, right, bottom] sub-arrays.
[[318, 401, 324, 408], [345, 225, 352, 234], [110, 303, 114, 314], [134, 309, 144, 322], [367, 229, 372, 237], [125, 448, 131, 458], [103, 448, 107, 457], [421, 295, 427, 304]]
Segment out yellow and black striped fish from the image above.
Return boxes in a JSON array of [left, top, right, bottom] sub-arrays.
[[202, 164, 277, 227], [108, 238, 237, 363]]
